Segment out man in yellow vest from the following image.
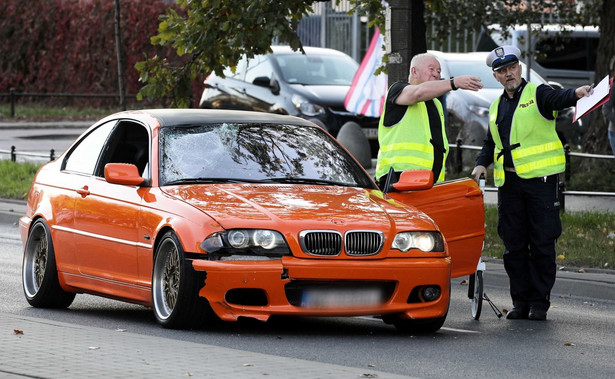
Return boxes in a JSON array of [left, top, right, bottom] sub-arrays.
[[375, 53, 483, 188], [471, 45, 593, 321]]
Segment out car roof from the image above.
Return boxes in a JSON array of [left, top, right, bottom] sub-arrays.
[[103, 109, 319, 129], [269, 45, 352, 58]]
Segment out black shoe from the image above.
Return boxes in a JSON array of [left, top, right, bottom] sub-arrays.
[[506, 307, 529, 320], [528, 308, 547, 321]]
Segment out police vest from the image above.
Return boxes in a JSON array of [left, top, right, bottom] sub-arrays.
[[489, 83, 565, 187], [375, 96, 448, 183]]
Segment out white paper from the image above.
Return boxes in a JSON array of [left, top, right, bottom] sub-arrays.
[[574, 75, 610, 122]]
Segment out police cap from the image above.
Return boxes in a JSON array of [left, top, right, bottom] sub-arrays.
[[486, 45, 521, 71]]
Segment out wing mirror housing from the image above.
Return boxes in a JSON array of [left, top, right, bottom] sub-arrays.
[[392, 170, 434, 191], [253, 76, 280, 95], [105, 163, 145, 186]]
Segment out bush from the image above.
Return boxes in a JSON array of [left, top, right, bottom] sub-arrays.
[[0, 0, 193, 106]]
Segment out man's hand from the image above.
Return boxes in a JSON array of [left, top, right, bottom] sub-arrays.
[[574, 84, 594, 99], [453, 75, 483, 92], [471, 165, 487, 183]]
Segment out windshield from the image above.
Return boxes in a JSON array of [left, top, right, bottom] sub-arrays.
[[273, 53, 358, 85], [159, 122, 374, 188], [447, 61, 546, 88]]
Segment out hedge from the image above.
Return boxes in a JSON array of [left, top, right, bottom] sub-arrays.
[[0, 0, 195, 105]]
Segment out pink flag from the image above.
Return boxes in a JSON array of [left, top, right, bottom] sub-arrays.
[[344, 29, 387, 118]]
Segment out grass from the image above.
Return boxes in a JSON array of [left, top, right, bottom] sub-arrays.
[[483, 205, 614, 270], [0, 104, 115, 121], [0, 160, 41, 200], [1, 159, 612, 270]]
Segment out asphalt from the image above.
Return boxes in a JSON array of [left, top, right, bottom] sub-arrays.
[[1, 197, 614, 378], [1, 120, 614, 378]]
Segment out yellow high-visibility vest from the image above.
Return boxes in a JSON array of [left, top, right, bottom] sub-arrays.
[[489, 83, 565, 186], [376, 95, 448, 183]]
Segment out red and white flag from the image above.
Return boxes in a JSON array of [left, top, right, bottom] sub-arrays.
[[344, 29, 387, 118]]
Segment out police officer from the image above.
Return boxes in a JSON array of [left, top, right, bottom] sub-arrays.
[[376, 53, 483, 189], [471, 46, 593, 321]]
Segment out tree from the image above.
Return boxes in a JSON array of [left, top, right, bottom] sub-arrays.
[[136, 0, 609, 153]]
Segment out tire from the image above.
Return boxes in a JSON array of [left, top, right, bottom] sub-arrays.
[[152, 231, 214, 329], [383, 313, 447, 334], [471, 271, 484, 320], [336, 121, 372, 169], [22, 219, 75, 308]]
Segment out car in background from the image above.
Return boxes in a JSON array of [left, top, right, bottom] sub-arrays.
[[429, 50, 584, 151], [476, 24, 599, 89], [20, 109, 484, 333], [199, 46, 379, 163]]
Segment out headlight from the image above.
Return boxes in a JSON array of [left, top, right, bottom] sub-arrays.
[[468, 105, 489, 117], [200, 229, 290, 259], [291, 94, 325, 116], [391, 231, 444, 252]]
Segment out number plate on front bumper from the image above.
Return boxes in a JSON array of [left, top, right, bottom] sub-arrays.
[[301, 287, 383, 309]]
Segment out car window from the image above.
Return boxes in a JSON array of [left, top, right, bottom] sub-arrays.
[[274, 54, 358, 85], [95, 121, 150, 178], [63, 120, 116, 174], [535, 35, 598, 71], [159, 123, 373, 188], [244, 55, 275, 83]]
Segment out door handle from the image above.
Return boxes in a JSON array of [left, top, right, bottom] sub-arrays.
[[465, 188, 483, 197], [77, 186, 90, 198]]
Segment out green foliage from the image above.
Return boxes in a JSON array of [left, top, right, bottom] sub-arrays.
[[566, 157, 615, 192], [136, 0, 316, 107], [483, 205, 614, 270], [0, 160, 41, 200]]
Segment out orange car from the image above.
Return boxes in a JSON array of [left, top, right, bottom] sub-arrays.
[[20, 109, 484, 333]]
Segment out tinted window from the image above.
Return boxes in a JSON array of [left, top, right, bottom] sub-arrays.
[[64, 121, 116, 174], [535, 36, 598, 71], [160, 123, 374, 188], [95, 121, 150, 178], [273, 53, 358, 85]]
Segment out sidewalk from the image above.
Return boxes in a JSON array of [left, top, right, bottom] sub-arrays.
[[0, 312, 412, 379]]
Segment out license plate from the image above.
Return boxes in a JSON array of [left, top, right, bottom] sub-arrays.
[[362, 128, 378, 139], [301, 287, 383, 309]]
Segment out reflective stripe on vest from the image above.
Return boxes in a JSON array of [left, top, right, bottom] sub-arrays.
[[489, 83, 564, 186], [375, 94, 448, 183]]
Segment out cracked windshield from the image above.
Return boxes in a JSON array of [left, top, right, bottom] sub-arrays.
[[160, 123, 373, 188]]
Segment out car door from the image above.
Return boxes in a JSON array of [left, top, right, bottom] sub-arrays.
[[72, 121, 149, 287], [388, 178, 485, 278]]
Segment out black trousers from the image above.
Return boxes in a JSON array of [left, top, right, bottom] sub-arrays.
[[498, 171, 561, 311]]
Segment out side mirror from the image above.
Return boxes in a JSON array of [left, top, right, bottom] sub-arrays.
[[252, 76, 271, 88], [105, 163, 144, 186], [392, 170, 434, 191], [253, 76, 280, 95]]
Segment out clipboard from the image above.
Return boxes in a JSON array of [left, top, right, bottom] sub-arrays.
[[573, 75, 612, 122]]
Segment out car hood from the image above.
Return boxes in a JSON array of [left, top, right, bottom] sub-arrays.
[[288, 84, 349, 108], [163, 184, 436, 232]]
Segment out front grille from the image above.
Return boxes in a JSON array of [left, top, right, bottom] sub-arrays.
[[299, 230, 384, 257], [299, 231, 342, 256], [345, 231, 384, 256]]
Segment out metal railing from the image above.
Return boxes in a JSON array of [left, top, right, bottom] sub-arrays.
[[0, 89, 139, 117], [0, 146, 55, 162]]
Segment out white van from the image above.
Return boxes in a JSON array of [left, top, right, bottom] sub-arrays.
[[477, 24, 599, 88]]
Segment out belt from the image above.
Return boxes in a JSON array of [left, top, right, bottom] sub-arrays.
[[504, 166, 516, 172]]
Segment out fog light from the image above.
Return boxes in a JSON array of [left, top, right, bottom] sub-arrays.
[[422, 286, 441, 302]]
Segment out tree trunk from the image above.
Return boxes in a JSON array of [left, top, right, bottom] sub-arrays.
[[114, 0, 126, 111], [581, 0, 615, 155], [386, 0, 427, 84]]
